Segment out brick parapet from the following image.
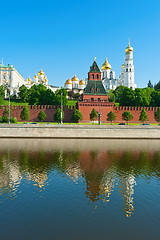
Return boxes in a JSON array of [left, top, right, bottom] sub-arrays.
[[0, 104, 159, 123]]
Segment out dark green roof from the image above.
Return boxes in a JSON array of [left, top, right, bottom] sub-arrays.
[[89, 60, 101, 73], [84, 80, 107, 95], [0, 64, 12, 68]]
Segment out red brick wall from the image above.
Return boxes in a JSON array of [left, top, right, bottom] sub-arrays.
[[0, 105, 75, 122], [0, 105, 159, 123], [88, 72, 101, 81], [77, 102, 159, 123]]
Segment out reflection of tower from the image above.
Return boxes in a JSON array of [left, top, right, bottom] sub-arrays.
[[100, 168, 115, 203], [0, 155, 22, 196], [118, 173, 136, 217], [25, 171, 48, 189], [66, 163, 82, 183]]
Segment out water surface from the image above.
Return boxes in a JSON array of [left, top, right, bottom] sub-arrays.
[[0, 139, 160, 240]]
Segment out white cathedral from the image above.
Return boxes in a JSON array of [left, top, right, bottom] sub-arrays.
[[102, 41, 136, 91], [64, 41, 136, 92]]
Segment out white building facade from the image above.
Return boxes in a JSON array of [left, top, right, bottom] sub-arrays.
[[0, 63, 25, 96], [102, 42, 136, 91]]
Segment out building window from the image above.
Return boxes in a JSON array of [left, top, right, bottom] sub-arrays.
[[126, 69, 128, 72], [97, 74, 99, 79], [3, 74, 5, 79], [130, 68, 131, 72], [91, 98, 94, 102], [92, 74, 94, 79], [98, 98, 101, 101]]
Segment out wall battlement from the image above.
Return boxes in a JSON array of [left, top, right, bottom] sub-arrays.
[[0, 104, 159, 123]]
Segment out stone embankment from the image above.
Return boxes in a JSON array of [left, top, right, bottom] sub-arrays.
[[0, 124, 160, 139]]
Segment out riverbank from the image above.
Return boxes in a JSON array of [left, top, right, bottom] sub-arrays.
[[0, 124, 160, 139]]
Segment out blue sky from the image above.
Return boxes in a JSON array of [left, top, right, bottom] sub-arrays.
[[0, 0, 160, 88]]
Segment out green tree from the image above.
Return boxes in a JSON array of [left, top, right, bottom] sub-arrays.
[[55, 88, 68, 106], [20, 106, 30, 121], [151, 90, 160, 106], [18, 85, 29, 102], [2, 108, 12, 123], [139, 109, 149, 123], [147, 80, 153, 88], [72, 109, 83, 123], [134, 88, 151, 107], [107, 111, 117, 124], [38, 110, 47, 123], [108, 90, 115, 102], [0, 85, 5, 103], [154, 108, 160, 123], [54, 108, 64, 123], [122, 111, 133, 125], [29, 84, 48, 105], [113, 86, 135, 106], [90, 108, 98, 122], [154, 81, 160, 91]]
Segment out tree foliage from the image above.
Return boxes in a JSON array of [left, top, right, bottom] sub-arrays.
[[107, 111, 117, 124], [54, 108, 64, 123], [139, 109, 149, 123], [72, 109, 83, 122], [122, 111, 133, 124], [38, 110, 47, 122], [20, 106, 30, 121], [108, 90, 115, 102], [90, 108, 98, 122], [147, 80, 153, 88], [18, 85, 29, 102], [154, 108, 160, 123], [154, 81, 160, 91], [0, 85, 5, 102]]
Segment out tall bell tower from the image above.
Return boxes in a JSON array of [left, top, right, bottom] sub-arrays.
[[123, 40, 136, 89]]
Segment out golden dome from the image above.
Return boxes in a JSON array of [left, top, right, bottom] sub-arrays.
[[65, 78, 72, 84], [38, 69, 45, 75], [102, 58, 111, 70], [71, 74, 79, 82], [34, 74, 38, 78], [125, 42, 133, 54], [79, 79, 85, 85], [122, 63, 125, 68], [27, 77, 32, 82]]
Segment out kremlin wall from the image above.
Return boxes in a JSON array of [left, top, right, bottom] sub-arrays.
[[0, 104, 158, 123]]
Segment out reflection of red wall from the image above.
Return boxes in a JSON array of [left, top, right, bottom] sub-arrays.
[[0, 105, 75, 122]]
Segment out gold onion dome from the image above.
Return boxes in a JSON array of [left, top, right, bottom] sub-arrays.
[[44, 76, 48, 82], [79, 79, 85, 85], [102, 58, 111, 70], [27, 77, 32, 81], [71, 74, 79, 82], [38, 69, 45, 75], [122, 63, 125, 68], [125, 42, 133, 54], [65, 78, 72, 84], [34, 74, 38, 78]]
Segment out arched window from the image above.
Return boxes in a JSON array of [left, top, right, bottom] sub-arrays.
[[97, 74, 99, 79], [92, 74, 94, 79]]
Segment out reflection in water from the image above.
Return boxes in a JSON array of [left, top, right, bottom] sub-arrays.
[[0, 141, 160, 219]]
